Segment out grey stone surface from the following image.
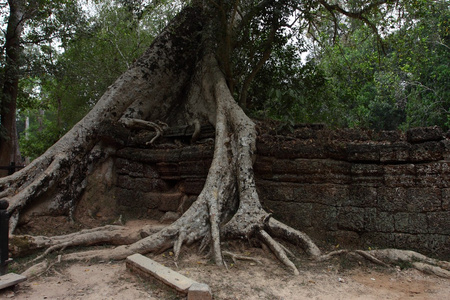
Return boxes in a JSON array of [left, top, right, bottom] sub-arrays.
[[0, 273, 27, 290], [126, 254, 196, 294], [112, 127, 450, 258], [188, 283, 212, 300]]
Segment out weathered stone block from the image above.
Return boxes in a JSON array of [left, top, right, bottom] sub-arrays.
[[377, 187, 408, 212], [116, 188, 143, 207], [263, 201, 312, 229], [346, 185, 377, 207], [178, 179, 205, 195], [188, 283, 212, 300], [442, 139, 450, 160], [254, 156, 274, 179], [115, 158, 144, 177], [273, 159, 298, 174], [117, 148, 181, 163], [158, 193, 183, 212], [333, 230, 361, 247], [294, 184, 348, 206], [180, 146, 211, 161], [337, 207, 375, 232], [415, 163, 447, 187], [0, 273, 27, 290], [394, 212, 428, 234], [295, 159, 351, 184], [380, 144, 409, 163], [179, 161, 209, 176], [347, 144, 380, 162], [407, 126, 443, 143], [404, 188, 441, 212], [409, 141, 444, 162], [393, 233, 432, 253], [143, 164, 160, 178], [141, 192, 161, 209], [257, 181, 295, 202], [362, 232, 396, 249], [443, 189, 450, 210], [311, 204, 337, 231], [375, 130, 403, 143], [156, 162, 179, 179], [383, 164, 416, 187], [117, 175, 168, 192], [374, 211, 395, 232], [427, 212, 450, 234], [352, 163, 384, 176], [178, 178, 205, 195], [126, 254, 196, 294]]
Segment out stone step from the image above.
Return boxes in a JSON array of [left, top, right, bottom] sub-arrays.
[[0, 273, 27, 290], [126, 253, 212, 299]]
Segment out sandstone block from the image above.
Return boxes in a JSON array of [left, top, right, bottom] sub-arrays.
[[407, 126, 443, 143], [126, 254, 196, 294], [188, 283, 212, 300]]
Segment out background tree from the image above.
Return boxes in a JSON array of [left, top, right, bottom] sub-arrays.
[[0, 0, 84, 175]]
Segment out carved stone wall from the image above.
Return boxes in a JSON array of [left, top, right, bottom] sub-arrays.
[[111, 126, 450, 259]]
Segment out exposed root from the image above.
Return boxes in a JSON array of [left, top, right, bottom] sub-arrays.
[[266, 218, 321, 259], [315, 248, 450, 279], [173, 231, 186, 261], [258, 229, 299, 275], [119, 118, 167, 144], [367, 249, 450, 278], [21, 259, 49, 279], [10, 225, 142, 259], [222, 250, 263, 265], [354, 250, 390, 267], [412, 262, 450, 278]]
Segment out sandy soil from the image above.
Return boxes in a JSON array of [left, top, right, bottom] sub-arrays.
[[1, 247, 449, 300], [2, 220, 449, 299]]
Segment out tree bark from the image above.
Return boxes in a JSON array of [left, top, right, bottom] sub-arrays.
[[0, 0, 26, 177]]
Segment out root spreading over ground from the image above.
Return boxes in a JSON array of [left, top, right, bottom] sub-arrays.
[[0, 3, 448, 280]]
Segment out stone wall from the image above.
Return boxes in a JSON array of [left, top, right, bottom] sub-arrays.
[[111, 126, 450, 259]]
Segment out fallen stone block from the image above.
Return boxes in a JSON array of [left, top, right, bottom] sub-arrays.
[[188, 282, 212, 300], [126, 253, 196, 294], [0, 273, 27, 290]]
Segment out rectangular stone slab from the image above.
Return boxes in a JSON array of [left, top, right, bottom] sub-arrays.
[[0, 273, 27, 290], [126, 253, 197, 294]]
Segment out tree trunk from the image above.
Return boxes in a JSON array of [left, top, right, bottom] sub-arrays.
[[1, 2, 449, 277], [0, 0, 25, 177]]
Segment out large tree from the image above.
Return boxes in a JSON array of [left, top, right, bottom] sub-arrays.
[[0, 0, 84, 176], [1, 0, 449, 276]]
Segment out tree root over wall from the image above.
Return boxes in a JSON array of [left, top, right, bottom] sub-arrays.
[[1, 4, 449, 279]]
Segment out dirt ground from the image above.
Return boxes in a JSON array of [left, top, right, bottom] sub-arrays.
[[2, 247, 449, 300], [2, 219, 449, 300]]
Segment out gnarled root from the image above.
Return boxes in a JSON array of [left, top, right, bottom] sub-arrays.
[[11, 225, 143, 263], [315, 248, 450, 278], [119, 118, 168, 144]]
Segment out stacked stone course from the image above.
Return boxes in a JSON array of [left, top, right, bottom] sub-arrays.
[[111, 126, 450, 258]]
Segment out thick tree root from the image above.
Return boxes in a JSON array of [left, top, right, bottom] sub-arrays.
[[315, 248, 450, 279], [10, 225, 145, 261], [119, 118, 168, 144]]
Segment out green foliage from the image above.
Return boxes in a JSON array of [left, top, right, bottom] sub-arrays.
[[245, 0, 449, 131], [18, 0, 179, 159]]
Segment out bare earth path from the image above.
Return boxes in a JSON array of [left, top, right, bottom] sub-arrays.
[[2, 249, 449, 300]]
